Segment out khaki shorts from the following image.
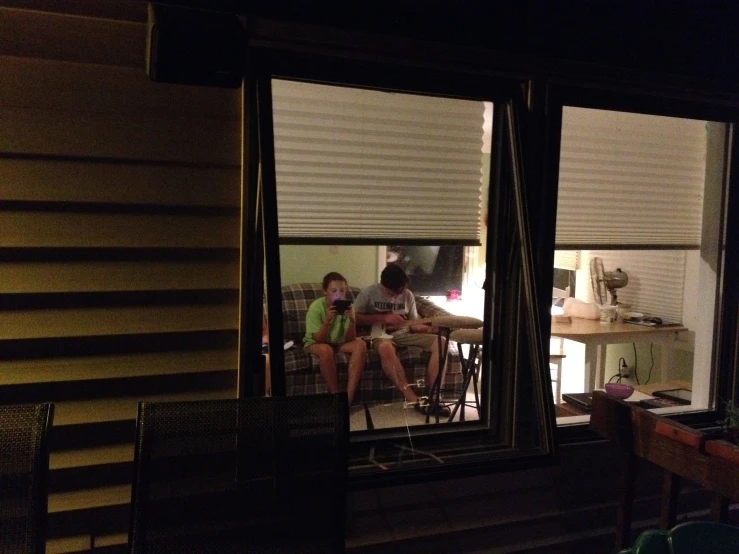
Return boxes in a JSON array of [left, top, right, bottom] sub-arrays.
[[371, 332, 437, 351]]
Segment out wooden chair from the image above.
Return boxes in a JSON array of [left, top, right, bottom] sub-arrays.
[[128, 394, 349, 553], [0, 403, 54, 554], [550, 286, 570, 403]]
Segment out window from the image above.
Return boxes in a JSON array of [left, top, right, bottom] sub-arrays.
[[232, 17, 739, 485], [241, 49, 557, 482], [546, 90, 736, 427]]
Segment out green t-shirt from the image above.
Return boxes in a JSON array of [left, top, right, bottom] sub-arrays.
[[303, 298, 352, 347]]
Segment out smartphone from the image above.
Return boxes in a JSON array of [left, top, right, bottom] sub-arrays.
[[332, 299, 353, 315]]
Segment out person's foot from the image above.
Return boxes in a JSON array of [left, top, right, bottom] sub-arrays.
[[415, 402, 451, 417]]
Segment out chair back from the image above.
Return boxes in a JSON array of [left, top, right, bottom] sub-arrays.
[[618, 521, 739, 553], [129, 393, 349, 553], [0, 403, 54, 554]]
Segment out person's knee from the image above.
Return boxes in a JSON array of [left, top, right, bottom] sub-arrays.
[[311, 344, 334, 363], [353, 338, 367, 355], [376, 341, 396, 359]]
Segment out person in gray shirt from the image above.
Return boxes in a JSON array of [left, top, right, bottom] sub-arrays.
[[354, 264, 450, 416]]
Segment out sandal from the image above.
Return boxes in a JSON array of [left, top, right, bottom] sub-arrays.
[[415, 402, 451, 417]]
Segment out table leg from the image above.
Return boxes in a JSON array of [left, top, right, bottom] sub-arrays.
[[427, 327, 451, 424], [583, 343, 599, 392], [615, 451, 637, 551], [595, 344, 606, 390], [447, 343, 479, 423], [659, 471, 680, 529]]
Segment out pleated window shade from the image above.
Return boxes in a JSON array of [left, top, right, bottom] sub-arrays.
[[556, 107, 708, 248], [554, 250, 580, 270], [580, 250, 686, 322], [271, 79, 487, 243]]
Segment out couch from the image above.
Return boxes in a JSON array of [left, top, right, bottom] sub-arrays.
[[280, 283, 464, 405]]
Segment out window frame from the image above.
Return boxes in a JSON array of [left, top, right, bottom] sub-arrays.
[[235, 23, 739, 483], [542, 80, 739, 438], [242, 45, 560, 486]]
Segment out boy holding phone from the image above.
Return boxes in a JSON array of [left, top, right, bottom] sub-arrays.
[[303, 272, 366, 405]]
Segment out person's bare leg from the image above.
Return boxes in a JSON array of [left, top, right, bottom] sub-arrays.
[[426, 335, 446, 394], [306, 343, 339, 394], [375, 340, 418, 404], [339, 339, 366, 405], [264, 354, 271, 396]]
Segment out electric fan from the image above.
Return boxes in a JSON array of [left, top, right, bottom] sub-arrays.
[[590, 257, 629, 305]]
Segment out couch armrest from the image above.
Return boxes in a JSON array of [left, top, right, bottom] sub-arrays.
[[415, 296, 453, 319]]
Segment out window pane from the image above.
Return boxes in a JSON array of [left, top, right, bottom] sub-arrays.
[[277, 244, 484, 430], [265, 79, 495, 437], [256, 70, 555, 475], [552, 108, 728, 424]]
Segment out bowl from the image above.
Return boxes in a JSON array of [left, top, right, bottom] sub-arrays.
[[605, 383, 634, 399]]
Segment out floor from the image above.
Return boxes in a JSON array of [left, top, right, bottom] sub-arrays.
[[349, 391, 482, 431]]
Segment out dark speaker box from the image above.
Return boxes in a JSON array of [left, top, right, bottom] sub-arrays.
[[146, 3, 244, 88]]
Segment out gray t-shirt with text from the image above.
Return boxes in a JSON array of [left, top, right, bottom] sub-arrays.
[[354, 283, 419, 337]]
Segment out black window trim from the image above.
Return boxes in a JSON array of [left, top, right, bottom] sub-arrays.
[[543, 80, 739, 443], [243, 46, 561, 487], [236, 33, 739, 486]]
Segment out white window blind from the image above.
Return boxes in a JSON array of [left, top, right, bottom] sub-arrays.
[[580, 250, 686, 323], [556, 108, 707, 248], [554, 250, 580, 270], [271, 79, 486, 243]]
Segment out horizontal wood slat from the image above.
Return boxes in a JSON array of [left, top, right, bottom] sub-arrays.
[[0, 106, 240, 164], [49, 461, 133, 494], [52, 389, 236, 426], [50, 444, 134, 470], [48, 484, 131, 516], [46, 533, 128, 554], [0, 349, 237, 384], [49, 421, 137, 451], [0, 4, 243, 546], [47, 488, 131, 538], [0, 55, 240, 120], [0, 370, 237, 404], [47, 532, 129, 554], [0, 157, 239, 206], [0, 7, 144, 67], [0, 212, 239, 248], [0, 260, 239, 293], [1, 305, 238, 339], [0, 1, 146, 22]]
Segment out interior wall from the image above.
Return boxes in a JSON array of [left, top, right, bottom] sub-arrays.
[[279, 245, 379, 289]]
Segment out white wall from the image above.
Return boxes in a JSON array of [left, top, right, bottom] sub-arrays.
[[279, 244, 379, 289]]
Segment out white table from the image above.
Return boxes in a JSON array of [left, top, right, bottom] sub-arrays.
[[551, 319, 688, 391]]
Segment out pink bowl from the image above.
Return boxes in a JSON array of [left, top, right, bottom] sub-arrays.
[[605, 383, 634, 399]]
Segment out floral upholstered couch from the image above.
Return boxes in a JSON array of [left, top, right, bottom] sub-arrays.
[[280, 283, 464, 404]]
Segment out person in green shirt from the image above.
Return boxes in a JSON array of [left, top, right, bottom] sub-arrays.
[[304, 272, 366, 405]]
